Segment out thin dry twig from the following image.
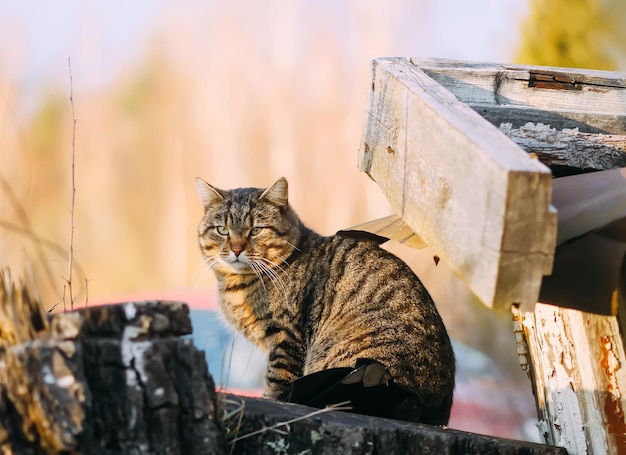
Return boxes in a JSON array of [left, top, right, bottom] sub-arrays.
[[230, 401, 352, 444], [218, 395, 246, 455], [84, 277, 89, 307], [65, 57, 77, 311]]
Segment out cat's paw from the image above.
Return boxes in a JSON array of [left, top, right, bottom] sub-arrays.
[[342, 359, 392, 387]]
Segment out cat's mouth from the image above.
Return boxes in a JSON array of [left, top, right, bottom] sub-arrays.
[[221, 254, 253, 274]]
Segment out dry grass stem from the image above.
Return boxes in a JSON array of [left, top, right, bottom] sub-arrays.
[[0, 178, 59, 293], [230, 400, 352, 444], [218, 395, 246, 454], [64, 57, 77, 311]]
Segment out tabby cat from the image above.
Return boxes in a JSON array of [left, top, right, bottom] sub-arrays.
[[196, 177, 455, 424]]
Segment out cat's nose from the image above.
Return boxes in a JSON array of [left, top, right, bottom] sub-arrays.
[[230, 238, 246, 257]]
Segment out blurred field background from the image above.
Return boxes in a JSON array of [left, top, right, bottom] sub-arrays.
[[0, 2, 526, 316], [1, 0, 626, 424]]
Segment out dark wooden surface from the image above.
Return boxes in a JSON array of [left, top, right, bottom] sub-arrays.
[[224, 393, 567, 455]]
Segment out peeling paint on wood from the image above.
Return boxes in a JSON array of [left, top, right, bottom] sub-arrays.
[[358, 58, 626, 454], [522, 304, 626, 454], [601, 336, 626, 454]]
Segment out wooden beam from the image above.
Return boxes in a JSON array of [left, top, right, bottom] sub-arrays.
[[359, 57, 556, 310], [552, 167, 626, 244]]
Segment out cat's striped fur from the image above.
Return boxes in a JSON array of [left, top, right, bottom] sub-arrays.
[[196, 177, 455, 424]]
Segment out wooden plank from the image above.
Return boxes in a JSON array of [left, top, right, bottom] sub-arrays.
[[552, 167, 626, 244], [344, 215, 427, 249], [411, 57, 626, 112], [410, 58, 626, 134], [520, 304, 626, 454], [359, 57, 556, 310]]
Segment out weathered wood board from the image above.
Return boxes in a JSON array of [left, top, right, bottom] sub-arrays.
[[411, 57, 626, 135], [359, 57, 557, 310], [520, 304, 626, 455]]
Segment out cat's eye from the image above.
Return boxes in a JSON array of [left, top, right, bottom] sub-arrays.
[[249, 227, 262, 236], [216, 226, 229, 235]]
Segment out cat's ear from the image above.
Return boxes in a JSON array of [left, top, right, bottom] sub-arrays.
[[196, 178, 224, 209], [260, 177, 288, 209]]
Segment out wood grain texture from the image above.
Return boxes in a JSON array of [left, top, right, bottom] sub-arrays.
[[411, 57, 626, 134], [344, 215, 427, 249], [500, 123, 626, 170], [521, 304, 626, 454], [225, 393, 567, 455], [359, 57, 556, 310], [372, 58, 626, 455]]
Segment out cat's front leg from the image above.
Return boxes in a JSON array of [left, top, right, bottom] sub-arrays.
[[263, 333, 304, 401]]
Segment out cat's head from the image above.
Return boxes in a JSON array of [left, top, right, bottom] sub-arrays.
[[195, 177, 301, 276]]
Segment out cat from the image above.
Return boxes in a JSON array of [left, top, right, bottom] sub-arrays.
[[196, 177, 455, 425]]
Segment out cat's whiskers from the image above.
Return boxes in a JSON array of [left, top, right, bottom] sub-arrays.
[[272, 254, 291, 269], [199, 256, 219, 275], [193, 259, 213, 285], [249, 256, 289, 301], [246, 259, 269, 294], [284, 241, 302, 253], [256, 256, 290, 281], [262, 265, 289, 302], [258, 262, 287, 293], [204, 255, 219, 269]]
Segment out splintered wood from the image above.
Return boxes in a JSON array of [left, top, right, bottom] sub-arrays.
[[0, 269, 49, 345], [0, 269, 85, 454], [500, 122, 626, 171]]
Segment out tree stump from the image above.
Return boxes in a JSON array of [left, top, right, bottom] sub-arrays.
[[0, 271, 225, 455]]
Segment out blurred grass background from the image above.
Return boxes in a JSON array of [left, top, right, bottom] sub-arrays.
[[1, 0, 625, 392], [0, 1, 524, 306]]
